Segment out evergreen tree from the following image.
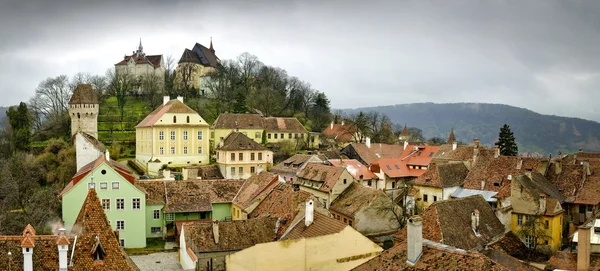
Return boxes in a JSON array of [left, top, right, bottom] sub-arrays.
[[6, 102, 31, 152], [495, 124, 518, 156]]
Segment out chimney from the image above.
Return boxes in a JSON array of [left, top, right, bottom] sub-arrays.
[[406, 215, 423, 266], [539, 194, 547, 214], [473, 138, 480, 148], [57, 228, 70, 271], [105, 150, 110, 161], [177, 96, 184, 103], [578, 224, 592, 271], [471, 210, 480, 236], [481, 180, 485, 190], [341, 120, 345, 126], [366, 137, 371, 149], [212, 222, 219, 244], [493, 145, 500, 158], [579, 148, 584, 153], [21, 236, 34, 271], [452, 141, 457, 151], [163, 96, 170, 105], [305, 200, 314, 227], [330, 121, 334, 130], [404, 140, 409, 151]]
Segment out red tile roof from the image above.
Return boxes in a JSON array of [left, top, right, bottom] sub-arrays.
[[183, 218, 277, 253], [60, 155, 134, 198], [135, 99, 203, 128], [328, 159, 378, 181], [322, 123, 356, 142], [281, 212, 347, 240], [232, 172, 279, 211], [341, 142, 406, 166], [296, 163, 347, 192], [69, 84, 98, 104], [370, 145, 440, 178], [263, 117, 307, 133], [462, 155, 549, 192]]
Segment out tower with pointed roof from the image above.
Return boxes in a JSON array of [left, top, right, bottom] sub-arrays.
[[398, 124, 410, 141], [447, 129, 456, 144], [69, 84, 99, 139], [176, 39, 220, 94]]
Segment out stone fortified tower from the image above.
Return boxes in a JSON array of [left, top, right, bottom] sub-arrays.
[[69, 84, 99, 139]]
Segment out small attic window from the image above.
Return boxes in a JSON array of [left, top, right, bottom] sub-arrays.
[[493, 182, 500, 187], [429, 152, 433, 157], [186, 116, 190, 123], [91, 236, 106, 262], [173, 116, 177, 123], [417, 152, 422, 156]]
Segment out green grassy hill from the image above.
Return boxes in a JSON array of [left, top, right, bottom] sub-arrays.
[[97, 97, 151, 145], [343, 103, 600, 155]]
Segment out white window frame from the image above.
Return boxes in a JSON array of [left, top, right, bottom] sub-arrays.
[[116, 220, 125, 231], [119, 239, 125, 247], [183, 130, 188, 140], [197, 131, 203, 140], [170, 131, 175, 140], [151, 227, 161, 234], [230, 167, 235, 176], [165, 213, 175, 221], [183, 146, 188, 154], [112, 182, 120, 190], [100, 182, 108, 190], [153, 210, 160, 220], [197, 146, 202, 154], [159, 147, 164, 155], [170, 147, 175, 154], [159, 131, 164, 140], [102, 199, 110, 211], [132, 198, 141, 210], [116, 198, 125, 210]]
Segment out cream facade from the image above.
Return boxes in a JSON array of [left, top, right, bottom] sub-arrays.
[[212, 128, 263, 149], [136, 97, 210, 175], [216, 148, 273, 180], [225, 226, 382, 271]]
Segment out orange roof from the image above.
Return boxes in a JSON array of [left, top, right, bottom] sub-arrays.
[[322, 123, 356, 142], [328, 159, 377, 181], [370, 145, 438, 178], [60, 155, 135, 198]]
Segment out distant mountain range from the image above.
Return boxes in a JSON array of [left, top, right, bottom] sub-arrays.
[[343, 103, 600, 155]]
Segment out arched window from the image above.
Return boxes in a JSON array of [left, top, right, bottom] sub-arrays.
[[77, 113, 80, 119], [173, 116, 177, 123], [186, 116, 190, 123]]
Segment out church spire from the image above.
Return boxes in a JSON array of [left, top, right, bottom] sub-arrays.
[[136, 38, 143, 56], [209, 37, 214, 53], [447, 128, 456, 143]]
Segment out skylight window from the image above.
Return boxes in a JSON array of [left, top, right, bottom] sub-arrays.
[[386, 165, 392, 170], [429, 152, 433, 157], [394, 165, 400, 170], [417, 152, 422, 156]]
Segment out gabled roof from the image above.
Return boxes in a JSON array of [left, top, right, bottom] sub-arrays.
[[271, 154, 322, 175], [115, 54, 163, 68], [162, 180, 244, 213], [73, 132, 105, 152], [217, 131, 266, 151], [322, 123, 356, 142], [421, 195, 505, 251], [183, 164, 224, 180], [178, 43, 219, 68], [370, 145, 441, 179], [71, 188, 140, 270], [412, 163, 469, 188], [329, 159, 378, 181], [0, 232, 74, 270], [548, 251, 600, 271], [211, 113, 263, 129], [296, 163, 347, 192], [462, 155, 549, 193], [514, 173, 565, 202], [341, 142, 406, 165], [281, 212, 347, 240], [248, 183, 319, 238], [60, 155, 135, 198], [447, 129, 456, 143], [134, 180, 166, 205], [135, 99, 202, 128], [232, 172, 279, 211], [69, 84, 98, 104], [183, 218, 277, 253], [545, 161, 588, 203], [329, 183, 387, 218], [262, 117, 307, 133], [434, 144, 492, 162]]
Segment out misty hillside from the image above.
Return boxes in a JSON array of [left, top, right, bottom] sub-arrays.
[[0, 106, 6, 125], [343, 103, 600, 155]]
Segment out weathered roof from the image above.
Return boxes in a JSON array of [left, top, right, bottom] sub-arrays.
[[135, 99, 203, 128], [451, 188, 498, 202], [514, 173, 565, 203], [353, 239, 516, 271], [322, 123, 356, 142], [184, 164, 224, 180], [462, 155, 549, 193], [341, 142, 406, 165], [232, 172, 279, 211], [329, 159, 378, 181], [548, 251, 600, 271], [211, 113, 264, 129], [281, 212, 347, 240], [296, 163, 347, 192], [183, 218, 277, 253], [434, 144, 492, 162], [69, 84, 98, 104], [75, 132, 106, 152], [262, 117, 307, 133], [486, 231, 532, 261], [217, 131, 266, 151], [271, 154, 322, 175], [447, 129, 456, 143], [163, 180, 244, 213], [60, 155, 135, 198], [329, 183, 387, 217], [249, 183, 319, 238], [135, 180, 166, 205], [115, 54, 163, 68], [575, 176, 600, 205], [412, 163, 469, 188], [0, 230, 74, 270], [422, 195, 505, 251], [71, 188, 140, 270], [545, 161, 588, 203]]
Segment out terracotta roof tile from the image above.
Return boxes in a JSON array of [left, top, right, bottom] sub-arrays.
[[60, 155, 135, 198], [232, 172, 279, 211], [271, 154, 322, 176], [183, 164, 224, 179], [183, 218, 277, 253], [341, 143, 406, 165], [262, 117, 307, 133], [463, 156, 549, 192], [329, 183, 386, 217], [163, 180, 244, 213], [296, 163, 347, 192], [69, 84, 98, 104], [547, 251, 600, 270], [135, 180, 166, 205], [211, 113, 263, 129], [434, 144, 492, 162], [412, 163, 469, 188], [216, 131, 266, 151], [282, 212, 347, 240], [329, 159, 378, 181], [322, 123, 356, 142]]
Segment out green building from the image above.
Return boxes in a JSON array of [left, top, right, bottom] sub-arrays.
[[60, 154, 147, 248]]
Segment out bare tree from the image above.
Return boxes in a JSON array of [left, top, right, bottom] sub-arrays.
[[29, 75, 72, 137], [517, 212, 553, 260], [177, 62, 197, 95], [164, 55, 176, 94], [107, 70, 133, 127], [141, 74, 164, 109]]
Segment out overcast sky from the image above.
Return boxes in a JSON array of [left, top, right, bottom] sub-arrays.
[[2, 0, 600, 121]]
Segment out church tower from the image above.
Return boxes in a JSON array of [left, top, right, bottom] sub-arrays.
[[69, 84, 99, 139]]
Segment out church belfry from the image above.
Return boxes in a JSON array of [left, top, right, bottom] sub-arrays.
[[68, 84, 99, 139]]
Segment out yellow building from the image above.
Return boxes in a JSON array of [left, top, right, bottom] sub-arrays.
[[226, 205, 383, 271], [135, 96, 210, 175], [216, 131, 273, 180], [230, 171, 280, 220], [410, 163, 469, 211], [175, 41, 219, 94], [510, 173, 565, 251], [295, 163, 353, 208], [211, 113, 264, 149]]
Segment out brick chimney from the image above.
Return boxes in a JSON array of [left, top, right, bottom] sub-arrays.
[[578, 224, 592, 271], [406, 215, 423, 266]]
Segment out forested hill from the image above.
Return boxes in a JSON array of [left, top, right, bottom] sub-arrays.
[[0, 106, 7, 124], [343, 103, 600, 155]]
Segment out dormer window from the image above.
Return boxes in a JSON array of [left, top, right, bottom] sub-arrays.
[[91, 236, 106, 262]]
